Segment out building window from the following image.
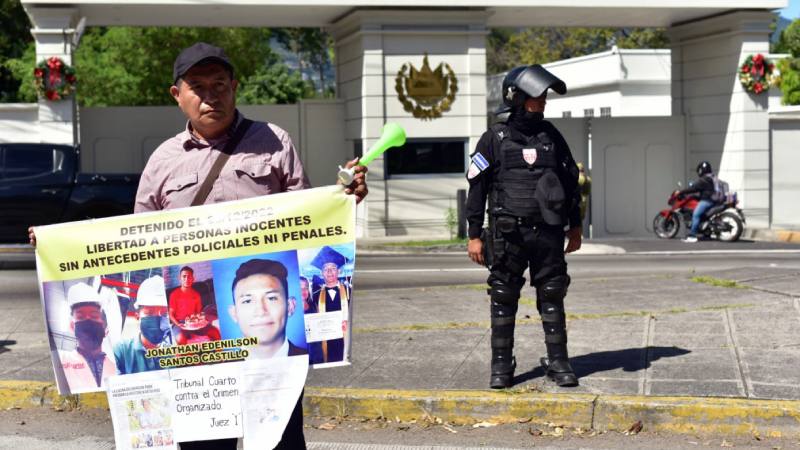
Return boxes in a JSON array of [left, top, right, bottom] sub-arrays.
[[353, 140, 363, 159], [386, 139, 466, 176], [583, 108, 594, 118], [562, 111, 572, 118], [600, 107, 612, 117]]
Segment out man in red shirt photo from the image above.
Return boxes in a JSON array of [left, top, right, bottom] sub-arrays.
[[168, 266, 202, 332]]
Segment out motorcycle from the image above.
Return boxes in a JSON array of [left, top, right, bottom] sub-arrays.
[[653, 188, 745, 242]]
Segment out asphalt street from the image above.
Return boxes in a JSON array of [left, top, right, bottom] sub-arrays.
[[2, 238, 800, 449], [3, 238, 800, 304], [355, 238, 800, 289]]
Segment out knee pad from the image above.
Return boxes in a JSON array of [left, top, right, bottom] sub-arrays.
[[539, 275, 570, 302], [490, 281, 521, 306]]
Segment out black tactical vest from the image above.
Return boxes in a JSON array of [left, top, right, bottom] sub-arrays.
[[490, 123, 560, 220]]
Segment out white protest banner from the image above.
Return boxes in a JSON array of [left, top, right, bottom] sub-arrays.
[[34, 186, 356, 446]]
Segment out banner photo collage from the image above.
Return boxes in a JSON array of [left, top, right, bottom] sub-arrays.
[[34, 186, 355, 448]]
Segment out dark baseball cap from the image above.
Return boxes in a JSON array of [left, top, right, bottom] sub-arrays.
[[173, 42, 234, 83]]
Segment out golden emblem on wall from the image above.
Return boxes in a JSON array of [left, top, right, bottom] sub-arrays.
[[395, 53, 458, 120]]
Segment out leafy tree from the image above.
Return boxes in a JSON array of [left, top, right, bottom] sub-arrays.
[[774, 19, 800, 55], [238, 59, 313, 105], [272, 28, 334, 96], [487, 27, 669, 74], [73, 27, 280, 106], [778, 58, 800, 105], [5, 25, 317, 106], [3, 42, 35, 102], [617, 28, 670, 50], [0, 0, 33, 102], [775, 19, 800, 105]]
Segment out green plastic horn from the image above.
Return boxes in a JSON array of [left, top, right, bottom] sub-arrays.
[[338, 123, 406, 184]]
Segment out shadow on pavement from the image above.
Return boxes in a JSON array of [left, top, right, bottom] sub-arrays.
[[513, 346, 691, 384], [0, 340, 17, 355]]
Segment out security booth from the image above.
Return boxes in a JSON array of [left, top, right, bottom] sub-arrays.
[[19, 0, 785, 237]]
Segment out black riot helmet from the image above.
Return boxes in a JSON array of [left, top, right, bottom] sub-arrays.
[[696, 161, 713, 177], [502, 64, 567, 108]]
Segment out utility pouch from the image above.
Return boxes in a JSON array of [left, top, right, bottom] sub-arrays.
[[495, 215, 517, 234], [492, 228, 507, 262]]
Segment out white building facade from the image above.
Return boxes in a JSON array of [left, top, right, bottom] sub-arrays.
[[488, 48, 673, 119], [4, 0, 795, 237]]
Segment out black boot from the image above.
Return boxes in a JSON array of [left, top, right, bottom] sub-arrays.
[[490, 353, 516, 389], [541, 343, 578, 387], [488, 281, 520, 389], [537, 276, 578, 387]]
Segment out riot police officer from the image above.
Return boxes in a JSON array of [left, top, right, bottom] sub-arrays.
[[466, 65, 583, 389]]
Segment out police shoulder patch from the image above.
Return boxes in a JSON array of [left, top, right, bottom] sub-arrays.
[[467, 152, 490, 180], [471, 152, 489, 171]]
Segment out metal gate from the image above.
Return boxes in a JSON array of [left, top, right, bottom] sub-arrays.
[[590, 116, 686, 238], [770, 118, 800, 228]]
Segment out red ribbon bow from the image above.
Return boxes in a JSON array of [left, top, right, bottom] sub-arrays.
[[751, 54, 765, 76], [46, 57, 63, 71]]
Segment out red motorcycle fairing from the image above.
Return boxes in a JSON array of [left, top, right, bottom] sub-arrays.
[[653, 189, 744, 241]]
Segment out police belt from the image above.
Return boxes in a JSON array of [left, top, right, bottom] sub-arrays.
[[493, 214, 546, 230], [516, 216, 546, 227]]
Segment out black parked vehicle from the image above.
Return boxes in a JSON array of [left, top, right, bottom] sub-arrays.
[[0, 143, 140, 243]]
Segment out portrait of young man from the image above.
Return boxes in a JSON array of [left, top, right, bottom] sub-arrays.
[[229, 258, 307, 359], [113, 275, 173, 375], [168, 266, 202, 331], [304, 245, 352, 366], [57, 281, 117, 393]]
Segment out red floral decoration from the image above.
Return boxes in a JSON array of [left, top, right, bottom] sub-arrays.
[[738, 53, 776, 95], [33, 57, 77, 101]]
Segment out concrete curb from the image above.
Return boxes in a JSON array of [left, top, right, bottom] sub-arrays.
[[357, 243, 625, 256], [305, 388, 800, 437], [744, 228, 800, 243], [3, 381, 799, 438]]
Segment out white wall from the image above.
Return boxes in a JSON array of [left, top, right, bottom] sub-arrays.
[[78, 101, 347, 188], [769, 109, 800, 229], [487, 48, 672, 119], [591, 116, 685, 238], [332, 9, 488, 237], [0, 104, 40, 142]]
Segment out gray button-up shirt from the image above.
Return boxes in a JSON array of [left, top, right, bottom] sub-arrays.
[[135, 112, 311, 213]]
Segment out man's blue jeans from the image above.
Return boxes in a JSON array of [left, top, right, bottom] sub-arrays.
[[689, 200, 714, 236]]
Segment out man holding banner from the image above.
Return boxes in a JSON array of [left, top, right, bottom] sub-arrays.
[[29, 40, 368, 450], [135, 42, 367, 450]]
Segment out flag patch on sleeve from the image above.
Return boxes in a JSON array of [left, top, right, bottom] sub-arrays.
[[467, 153, 489, 180], [472, 153, 489, 171]]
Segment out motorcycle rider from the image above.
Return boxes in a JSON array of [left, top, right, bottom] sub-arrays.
[[679, 161, 718, 243], [466, 64, 582, 389]]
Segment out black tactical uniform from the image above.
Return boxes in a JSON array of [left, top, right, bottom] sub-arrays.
[[466, 65, 582, 389]]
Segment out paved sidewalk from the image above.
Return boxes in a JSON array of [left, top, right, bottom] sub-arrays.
[[2, 262, 800, 436], [307, 266, 800, 399]]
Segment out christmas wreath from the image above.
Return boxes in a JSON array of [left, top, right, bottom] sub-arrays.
[[739, 53, 776, 95], [33, 57, 77, 101]]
